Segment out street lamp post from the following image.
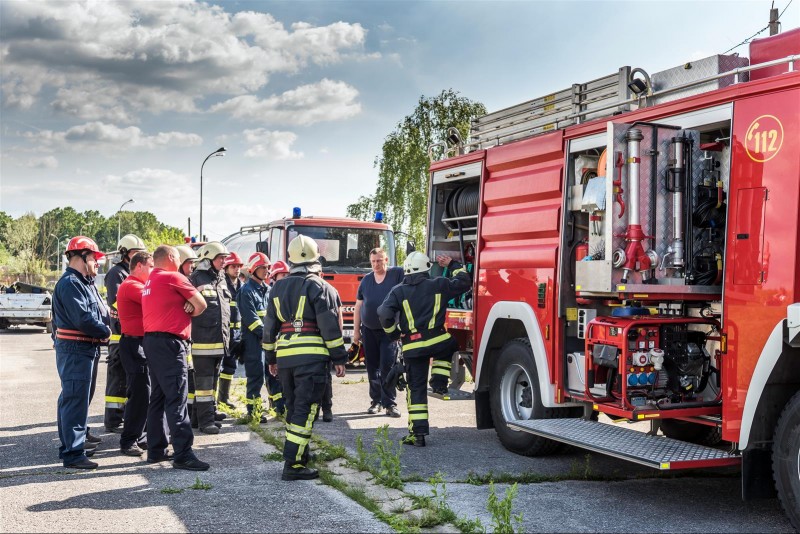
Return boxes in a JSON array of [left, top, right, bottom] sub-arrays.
[[117, 198, 135, 244], [50, 233, 68, 271], [200, 147, 226, 242]]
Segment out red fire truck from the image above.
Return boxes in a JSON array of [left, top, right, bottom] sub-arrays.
[[222, 209, 397, 344], [427, 29, 800, 525]]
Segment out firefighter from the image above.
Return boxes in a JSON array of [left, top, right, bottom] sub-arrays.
[[262, 236, 347, 480], [378, 252, 471, 447], [52, 236, 111, 469], [238, 253, 284, 421], [218, 251, 243, 409], [175, 245, 199, 424], [189, 241, 231, 435], [104, 233, 147, 433]]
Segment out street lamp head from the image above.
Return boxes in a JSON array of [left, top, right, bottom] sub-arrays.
[[214, 146, 226, 157]]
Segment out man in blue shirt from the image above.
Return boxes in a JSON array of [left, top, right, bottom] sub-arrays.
[[353, 248, 404, 417], [52, 236, 111, 469]]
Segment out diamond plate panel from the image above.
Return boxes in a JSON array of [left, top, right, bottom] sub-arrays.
[[651, 54, 750, 105], [509, 418, 739, 469]]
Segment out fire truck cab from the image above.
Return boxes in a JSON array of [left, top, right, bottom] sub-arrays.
[[427, 29, 800, 526], [222, 210, 396, 343]]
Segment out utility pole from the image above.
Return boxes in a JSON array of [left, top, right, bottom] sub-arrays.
[[769, 6, 779, 36]]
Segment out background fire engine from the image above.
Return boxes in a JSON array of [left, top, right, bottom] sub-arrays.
[[426, 28, 800, 527]]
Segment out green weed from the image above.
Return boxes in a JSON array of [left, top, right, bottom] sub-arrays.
[[160, 486, 183, 494], [262, 452, 283, 462], [486, 482, 523, 534], [189, 476, 213, 490], [372, 425, 403, 490]]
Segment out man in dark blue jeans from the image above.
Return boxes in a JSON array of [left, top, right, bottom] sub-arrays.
[[352, 248, 404, 417], [52, 236, 111, 470]]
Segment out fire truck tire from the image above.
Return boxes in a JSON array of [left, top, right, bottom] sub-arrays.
[[490, 338, 562, 456], [773, 390, 800, 531], [659, 419, 722, 446]]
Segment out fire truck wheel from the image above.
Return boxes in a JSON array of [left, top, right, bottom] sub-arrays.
[[45, 322, 53, 334], [773, 390, 800, 531], [659, 419, 722, 446], [489, 338, 562, 456]]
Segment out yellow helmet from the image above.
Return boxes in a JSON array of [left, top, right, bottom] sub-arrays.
[[118, 234, 146, 253], [175, 245, 198, 265], [403, 251, 431, 274], [287, 235, 319, 265], [198, 241, 229, 261]]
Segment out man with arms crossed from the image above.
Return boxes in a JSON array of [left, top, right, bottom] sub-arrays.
[[142, 245, 209, 470]]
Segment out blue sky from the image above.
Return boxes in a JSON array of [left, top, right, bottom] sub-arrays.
[[1, 0, 797, 240]]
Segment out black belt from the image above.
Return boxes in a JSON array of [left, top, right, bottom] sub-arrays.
[[121, 334, 143, 340], [146, 331, 186, 340]]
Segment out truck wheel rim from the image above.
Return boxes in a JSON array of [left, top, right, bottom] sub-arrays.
[[500, 363, 534, 422]]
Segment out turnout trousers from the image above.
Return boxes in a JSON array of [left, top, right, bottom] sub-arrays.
[[403, 338, 457, 436], [243, 334, 284, 414], [362, 327, 398, 408], [278, 361, 327, 466], [193, 355, 222, 429], [429, 337, 457, 391], [55, 341, 98, 465], [104, 342, 127, 429], [143, 334, 194, 461], [119, 335, 149, 449]]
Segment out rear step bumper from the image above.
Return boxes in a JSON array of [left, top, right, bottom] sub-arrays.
[[508, 418, 740, 470]]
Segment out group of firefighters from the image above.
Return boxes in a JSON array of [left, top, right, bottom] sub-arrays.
[[51, 230, 471, 480]]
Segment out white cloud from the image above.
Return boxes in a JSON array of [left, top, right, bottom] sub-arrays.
[[25, 156, 58, 169], [211, 79, 361, 125], [23, 122, 202, 150], [243, 129, 303, 160], [0, 2, 368, 120]]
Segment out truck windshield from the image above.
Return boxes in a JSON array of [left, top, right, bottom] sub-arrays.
[[288, 226, 395, 271]]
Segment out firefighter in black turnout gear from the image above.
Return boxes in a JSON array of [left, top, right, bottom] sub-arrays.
[[218, 252, 244, 409], [189, 241, 231, 435], [262, 235, 347, 481], [378, 252, 471, 447], [104, 234, 147, 432]]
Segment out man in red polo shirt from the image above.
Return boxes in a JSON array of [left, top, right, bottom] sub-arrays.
[[142, 245, 208, 470], [116, 251, 154, 457]]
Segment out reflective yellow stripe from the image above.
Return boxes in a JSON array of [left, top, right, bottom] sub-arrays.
[[276, 334, 325, 348], [402, 299, 415, 332], [112, 301, 118, 309], [451, 267, 466, 276], [428, 293, 441, 330], [110, 333, 122, 341], [408, 403, 428, 410], [230, 301, 237, 307], [230, 321, 241, 328], [105, 396, 127, 403], [256, 310, 266, 317], [409, 412, 429, 420], [219, 373, 234, 380], [201, 289, 216, 297], [192, 343, 225, 349], [404, 332, 451, 351], [195, 390, 214, 396], [269, 392, 283, 400], [248, 320, 263, 331], [295, 296, 306, 320], [325, 337, 344, 349], [383, 323, 397, 334], [276, 347, 330, 357], [273, 297, 285, 322], [286, 432, 309, 446], [262, 342, 276, 351]]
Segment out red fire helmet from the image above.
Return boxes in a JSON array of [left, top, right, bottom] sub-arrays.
[[223, 251, 244, 267], [65, 236, 105, 259], [269, 260, 290, 280], [247, 252, 271, 274]]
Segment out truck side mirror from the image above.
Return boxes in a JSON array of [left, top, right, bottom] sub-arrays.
[[256, 240, 269, 254]]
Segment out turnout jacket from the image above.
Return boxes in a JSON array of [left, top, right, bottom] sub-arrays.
[[226, 275, 243, 352], [262, 269, 347, 368], [378, 261, 471, 359], [189, 261, 231, 357], [105, 260, 130, 345], [238, 278, 268, 341], [53, 267, 111, 346]]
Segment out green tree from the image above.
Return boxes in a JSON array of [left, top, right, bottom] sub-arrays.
[[348, 89, 486, 250], [0, 211, 12, 248], [2, 213, 46, 283]]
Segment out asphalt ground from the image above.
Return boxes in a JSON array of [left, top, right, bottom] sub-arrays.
[[0, 327, 793, 533]]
